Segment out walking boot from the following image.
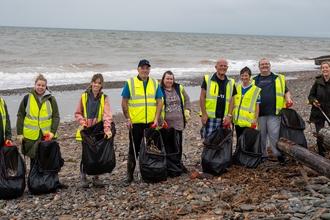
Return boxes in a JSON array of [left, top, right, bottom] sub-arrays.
[[92, 176, 105, 188], [124, 154, 136, 186], [80, 173, 89, 188]]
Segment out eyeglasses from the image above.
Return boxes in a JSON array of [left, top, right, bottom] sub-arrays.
[[259, 63, 270, 66]]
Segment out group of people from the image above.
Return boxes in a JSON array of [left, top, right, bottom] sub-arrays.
[[200, 58, 291, 165], [0, 59, 329, 188]]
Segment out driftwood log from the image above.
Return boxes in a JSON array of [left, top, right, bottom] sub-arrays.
[[277, 137, 330, 179], [318, 128, 330, 150]]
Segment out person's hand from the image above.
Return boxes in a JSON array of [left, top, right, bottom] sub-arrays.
[[17, 135, 24, 145], [184, 109, 191, 121], [201, 114, 208, 126], [126, 118, 132, 130], [104, 131, 112, 139], [48, 132, 54, 139], [162, 121, 168, 129], [81, 121, 88, 129], [286, 101, 294, 108], [4, 140, 12, 146], [313, 100, 320, 107]]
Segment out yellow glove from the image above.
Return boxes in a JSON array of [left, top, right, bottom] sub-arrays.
[[104, 131, 112, 139], [17, 135, 24, 144], [48, 132, 54, 139], [184, 109, 191, 121]]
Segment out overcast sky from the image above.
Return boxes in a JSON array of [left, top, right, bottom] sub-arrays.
[[1, 0, 329, 38]]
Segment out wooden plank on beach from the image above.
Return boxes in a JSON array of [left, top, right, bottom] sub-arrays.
[[277, 137, 330, 179]]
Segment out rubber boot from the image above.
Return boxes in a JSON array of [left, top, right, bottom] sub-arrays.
[[317, 141, 326, 157], [124, 154, 136, 186]]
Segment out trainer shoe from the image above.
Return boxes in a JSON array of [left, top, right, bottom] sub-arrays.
[[278, 155, 287, 166], [81, 177, 89, 188], [92, 177, 105, 188]]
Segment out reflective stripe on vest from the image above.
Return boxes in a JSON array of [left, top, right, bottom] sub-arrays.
[[232, 85, 261, 127], [23, 94, 53, 140], [76, 93, 105, 141], [0, 98, 6, 139], [201, 74, 234, 119], [128, 77, 158, 124]]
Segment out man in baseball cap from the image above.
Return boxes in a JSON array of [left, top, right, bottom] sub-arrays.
[[138, 59, 151, 67]]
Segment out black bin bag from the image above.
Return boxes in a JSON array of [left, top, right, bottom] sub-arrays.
[[233, 128, 262, 169], [279, 108, 307, 148], [28, 140, 64, 195], [139, 128, 167, 183], [159, 127, 183, 177], [201, 128, 233, 175], [80, 121, 116, 175], [0, 145, 26, 200]]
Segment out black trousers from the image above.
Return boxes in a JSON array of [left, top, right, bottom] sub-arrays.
[[128, 123, 150, 156]]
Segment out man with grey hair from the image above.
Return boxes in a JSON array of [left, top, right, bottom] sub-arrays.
[[199, 59, 236, 138], [252, 58, 293, 166]]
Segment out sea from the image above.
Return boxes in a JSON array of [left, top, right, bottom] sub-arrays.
[[1, 26, 330, 90], [1, 26, 330, 125]]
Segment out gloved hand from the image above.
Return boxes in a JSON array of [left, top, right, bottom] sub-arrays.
[[313, 100, 320, 107], [48, 132, 54, 139], [104, 131, 112, 139], [17, 135, 24, 145], [4, 140, 12, 146], [162, 121, 168, 129], [81, 122, 88, 129], [150, 123, 158, 129], [184, 109, 191, 121], [285, 101, 294, 108]]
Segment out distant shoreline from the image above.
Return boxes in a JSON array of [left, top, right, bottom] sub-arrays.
[[0, 70, 319, 96]]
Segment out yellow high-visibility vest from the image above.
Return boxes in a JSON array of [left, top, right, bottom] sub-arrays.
[[76, 92, 104, 141], [23, 94, 54, 140], [127, 77, 158, 124], [0, 98, 7, 139], [232, 84, 261, 127], [200, 74, 235, 119]]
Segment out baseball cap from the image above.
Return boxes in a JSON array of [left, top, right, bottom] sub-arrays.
[[138, 59, 151, 67]]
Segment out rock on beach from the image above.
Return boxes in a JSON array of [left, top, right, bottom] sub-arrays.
[[2, 70, 330, 219]]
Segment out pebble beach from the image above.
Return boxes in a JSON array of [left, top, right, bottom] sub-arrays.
[[2, 70, 330, 220]]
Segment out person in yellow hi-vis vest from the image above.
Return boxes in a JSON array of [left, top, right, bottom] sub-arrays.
[[230, 66, 261, 143], [121, 59, 163, 185], [199, 59, 237, 139], [75, 73, 113, 188], [16, 74, 65, 188], [0, 97, 12, 148], [251, 59, 293, 166]]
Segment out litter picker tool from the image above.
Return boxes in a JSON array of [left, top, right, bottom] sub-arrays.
[[130, 128, 140, 181], [318, 105, 330, 124], [307, 100, 330, 124]]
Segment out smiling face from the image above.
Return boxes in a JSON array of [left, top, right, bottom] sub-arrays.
[[163, 73, 174, 89], [137, 65, 150, 82], [91, 78, 103, 94], [240, 71, 251, 85], [215, 59, 228, 79], [258, 59, 271, 76], [34, 79, 47, 96], [321, 62, 330, 79]]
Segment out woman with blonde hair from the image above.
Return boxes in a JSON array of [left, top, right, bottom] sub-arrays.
[[308, 61, 330, 157]]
